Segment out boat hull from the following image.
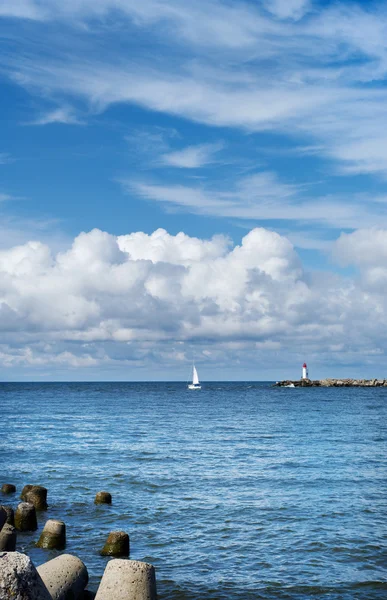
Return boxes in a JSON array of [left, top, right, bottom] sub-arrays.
[[187, 384, 201, 390]]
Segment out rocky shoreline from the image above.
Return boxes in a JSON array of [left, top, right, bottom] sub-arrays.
[[274, 378, 387, 387]]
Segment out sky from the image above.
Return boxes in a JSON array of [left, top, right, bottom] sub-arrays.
[[2, 0, 387, 380]]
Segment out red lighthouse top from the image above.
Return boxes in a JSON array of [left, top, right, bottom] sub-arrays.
[[303, 363, 307, 368]]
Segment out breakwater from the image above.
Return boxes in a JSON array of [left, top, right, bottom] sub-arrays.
[[275, 378, 387, 387], [0, 484, 157, 600]]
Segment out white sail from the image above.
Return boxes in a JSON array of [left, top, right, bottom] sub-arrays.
[[192, 365, 199, 385]]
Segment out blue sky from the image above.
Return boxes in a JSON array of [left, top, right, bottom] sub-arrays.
[[2, 0, 387, 380]]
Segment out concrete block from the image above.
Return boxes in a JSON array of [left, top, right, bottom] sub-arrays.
[[0, 505, 15, 526], [36, 519, 66, 550], [95, 491, 112, 505], [100, 531, 129, 557], [0, 507, 6, 531], [15, 502, 38, 531], [37, 554, 89, 600], [20, 484, 34, 501], [0, 551, 52, 600], [95, 559, 157, 600], [0, 524, 16, 551], [26, 485, 48, 510], [1, 484, 16, 495]]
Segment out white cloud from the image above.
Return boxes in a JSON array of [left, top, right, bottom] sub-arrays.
[[30, 107, 83, 126], [162, 142, 223, 168], [333, 228, 387, 291], [3, 1, 387, 177], [0, 0, 276, 50], [0, 0, 45, 20], [263, 0, 310, 21], [334, 229, 387, 268], [118, 228, 230, 265], [1, 226, 387, 376], [126, 172, 387, 230]]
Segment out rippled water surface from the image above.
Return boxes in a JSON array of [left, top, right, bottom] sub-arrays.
[[1, 382, 386, 598]]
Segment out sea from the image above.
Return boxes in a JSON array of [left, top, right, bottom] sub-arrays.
[[1, 382, 386, 599]]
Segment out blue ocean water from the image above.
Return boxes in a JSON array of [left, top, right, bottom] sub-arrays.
[[1, 382, 386, 599]]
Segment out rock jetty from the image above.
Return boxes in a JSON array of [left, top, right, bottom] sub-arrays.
[[275, 378, 387, 387]]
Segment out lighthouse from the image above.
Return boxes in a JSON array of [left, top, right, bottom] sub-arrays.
[[302, 363, 308, 379]]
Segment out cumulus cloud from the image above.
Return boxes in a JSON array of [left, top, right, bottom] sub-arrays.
[[1, 226, 387, 376], [333, 229, 387, 268], [333, 228, 387, 291]]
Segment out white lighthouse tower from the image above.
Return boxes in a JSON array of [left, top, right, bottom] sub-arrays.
[[302, 362, 308, 380]]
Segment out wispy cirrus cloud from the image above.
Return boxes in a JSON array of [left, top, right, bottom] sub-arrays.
[[162, 142, 224, 168], [0, 0, 279, 50], [3, 0, 387, 179], [125, 172, 387, 231], [0, 0, 44, 20], [29, 106, 84, 126], [263, 0, 311, 21]]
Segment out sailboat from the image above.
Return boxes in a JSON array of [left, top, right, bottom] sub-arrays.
[[188, 364, 201, 390]]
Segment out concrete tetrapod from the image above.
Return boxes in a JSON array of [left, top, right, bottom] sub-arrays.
[[0, 524, 16, 551], [37, 519, 66, 550], [95, 491, 112, 505], [0, 505, 15, 526], [1, 484, 16, 494], [37, 554, 89, 600], [0, 551, 52, 600], [95, 559, 157, 600], [0, 507, 6, 531], [20, 484, 34, 501], [25, 485, 48, 510], [15, 502, 38, 531], [100, 531, 130, 557]]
